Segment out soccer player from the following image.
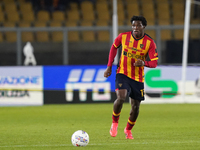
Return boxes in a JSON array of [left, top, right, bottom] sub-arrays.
[[104, 16, 158, 139]]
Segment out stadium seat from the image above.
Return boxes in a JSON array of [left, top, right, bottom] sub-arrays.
[[19, 2, 33, 14], [21, 11, 35, 23], [34, 21, 49, 42], [0, 12, 5, 24], [96, 2, 110, 21], [80, 21, 95, 42], [3, 22, 17, 42], [0, 32, 4, 42], [18, 21, 34, 42], [157, 1, 170, 25], [174, 29, 183, 40], [125, 0, 138, 4], [127, 3, 140, 20], [65, 21, 80, 42], [37, 10, 50, 22], [161, 30, 172, 40], [52, 11, 65, 22], [69, 2, 79, 10], [96, 20, 110, 42], [172, 2, 185, 25], [49, 21, 63, 42], [1, 0, 15, 4], [81, 1, 95, 21], [4, 3, 17, 12], [6, 12, 20, 23], [141, 2, 156, 25], [66, 10, 80, 22], [190, 29, 200, 40], [145, 30, 156, 40]]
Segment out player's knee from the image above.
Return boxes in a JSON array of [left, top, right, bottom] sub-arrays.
[[116, 96, 126, 104]]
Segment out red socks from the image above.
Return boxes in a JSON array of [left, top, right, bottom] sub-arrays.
[[126, 117, 136, 130], [112, 111, 120, 123]]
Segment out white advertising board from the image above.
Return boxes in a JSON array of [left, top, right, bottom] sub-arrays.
[[144, 66, 200, 103], [0, 66, 43, 106]]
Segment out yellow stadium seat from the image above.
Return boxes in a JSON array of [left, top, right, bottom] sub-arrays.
[[49, 21, 63, 42], [127, 3, 140, 19], [125, 0, 138, 4], [69, 2, 79, 10], [81, 1, 95, 21], [172, 2, 185, 25], [18, 21, 34, 42], [20, 2, 33, 13], [96, 20, 110, 42], [80, 1, 93, 12], [97, 10, 110, 21], [157, 2, 170, 19], [174, 29, 183, 40], [65, 21, 80, 42], [0, 12, 5, 23], [34, 21, 49, 42], [141, 3, 156, 25], [190, 29, 200, 40], [67, 10, 80, 22], [0, 32, 4, 42], [161, 30, 172, 40], [4, 3, 17, 12], [145, 30, 156, 40], [37, 10, 50, 22], [3, 22, 17, 42], [52, 11, 65, 22], [80, 21, 95, 42], [7, 12, 20, 23], [21, 11, 35, 23], [1, 0, 15, 4]]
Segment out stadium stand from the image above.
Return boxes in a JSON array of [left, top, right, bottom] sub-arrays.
[[18, 21, 34, 42], [49, 21, 63, 42], [65, 21, 80, 42], [96, 20, 110, 42], [34, 21, 49, 42], [3, 21, 17, 42], [0, 0, 199, 43], [80, 20, 96, 42]]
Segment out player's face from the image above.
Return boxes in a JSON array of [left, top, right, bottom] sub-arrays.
[[131, 21, 145, 38]]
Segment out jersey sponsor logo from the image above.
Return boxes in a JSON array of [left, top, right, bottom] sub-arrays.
[[65, 69, 111, 102], [123, 51, 145, 60]]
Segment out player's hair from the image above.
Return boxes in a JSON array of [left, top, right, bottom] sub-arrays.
[[130, 16, 147, 26]]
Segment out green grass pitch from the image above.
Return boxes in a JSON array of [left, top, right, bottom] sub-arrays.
[[0, 103, 200, 150]]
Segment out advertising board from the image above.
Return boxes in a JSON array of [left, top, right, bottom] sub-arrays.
[[0, 66, 43, 106]]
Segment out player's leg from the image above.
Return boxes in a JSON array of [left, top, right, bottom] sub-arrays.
[[110, 89, 127, 137], [124, 99, 141, 139], [110, 74, 129, 137]]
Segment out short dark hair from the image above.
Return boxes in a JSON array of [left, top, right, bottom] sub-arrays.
[[130, 16, 147, 26]]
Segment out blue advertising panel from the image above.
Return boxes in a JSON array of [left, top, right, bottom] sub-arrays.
[[43, 65, 117, 104]]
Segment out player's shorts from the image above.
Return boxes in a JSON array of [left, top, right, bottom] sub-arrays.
[[115, 73, 145, 101]]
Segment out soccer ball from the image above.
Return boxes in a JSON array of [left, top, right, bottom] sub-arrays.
[[71, 130, 89, 147]]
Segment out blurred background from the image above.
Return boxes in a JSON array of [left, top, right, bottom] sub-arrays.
[[0, 0, 199, 66]]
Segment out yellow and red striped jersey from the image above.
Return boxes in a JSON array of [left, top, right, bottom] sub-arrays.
[[113, 31, 158, 82]]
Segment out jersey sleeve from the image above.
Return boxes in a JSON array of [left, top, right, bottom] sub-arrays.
[[113, 33, 122, 48], [107, 33, 122, 66], [145, 40, 158, 61]]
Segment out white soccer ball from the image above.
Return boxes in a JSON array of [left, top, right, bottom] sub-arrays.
[[71, 130, 89, 147]]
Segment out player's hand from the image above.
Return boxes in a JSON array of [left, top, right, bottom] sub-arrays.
[[104, 66, 112, 78], [134, 59, 145, 67]]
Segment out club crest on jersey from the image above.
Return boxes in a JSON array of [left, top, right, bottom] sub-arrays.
[[140, 44, 144, 49], [119, 83, 122, 87]]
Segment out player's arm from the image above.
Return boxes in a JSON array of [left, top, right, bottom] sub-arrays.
[[104, 34, 122, 78], [144, 40, 158, 68]]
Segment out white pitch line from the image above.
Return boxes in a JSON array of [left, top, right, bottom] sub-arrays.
[[0, 141, 199, 148]]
